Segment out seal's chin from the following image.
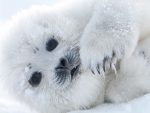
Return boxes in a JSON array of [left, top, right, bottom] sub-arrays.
[[71, 64, 80, 80]]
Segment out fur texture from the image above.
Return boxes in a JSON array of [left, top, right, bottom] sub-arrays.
[[0, 0, 150, 113]]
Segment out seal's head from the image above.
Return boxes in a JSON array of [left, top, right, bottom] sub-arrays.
[[0, 6, 105, 113]]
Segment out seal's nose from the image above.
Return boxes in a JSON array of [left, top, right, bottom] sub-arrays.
[[60, 58, 67, 67], [56, 57, 69, 70]]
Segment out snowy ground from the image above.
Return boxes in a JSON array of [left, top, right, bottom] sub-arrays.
[[1, 0, 150, 113], [1, 85, 150, 113], [69, 94, 150, 113], [0, 86, 37, 113]]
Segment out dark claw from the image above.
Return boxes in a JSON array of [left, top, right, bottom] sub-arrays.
[[103, 64, 105, 72], [91, 69, 95, 75], [96, 65, 100, 74], [112, 51, 115, 58], [103, 57, 107, 72], [109, 58, 112, 68], [97, 70, 100, 74], [111, 51, 116, 66]]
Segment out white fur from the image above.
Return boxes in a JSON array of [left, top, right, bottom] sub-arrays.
[[0, 0, 150, 113]]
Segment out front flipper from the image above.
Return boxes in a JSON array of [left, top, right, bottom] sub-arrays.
[[80, 1, 139, 74]]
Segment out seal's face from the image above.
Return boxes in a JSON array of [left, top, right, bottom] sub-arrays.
[[26, 36, 81, 90], [0, 6, 105, 113]]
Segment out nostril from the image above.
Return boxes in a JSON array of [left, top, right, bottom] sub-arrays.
[[60, 58, 66, 67]]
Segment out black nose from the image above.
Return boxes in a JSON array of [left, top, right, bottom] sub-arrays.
[[56, 58, 69, 69], [60, 58, 67, 67]]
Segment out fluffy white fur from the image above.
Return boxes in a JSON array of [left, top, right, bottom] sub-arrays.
[[0, 0, 150, 113]]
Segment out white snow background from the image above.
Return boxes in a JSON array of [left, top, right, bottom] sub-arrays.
[[1, 0, 150, 113]]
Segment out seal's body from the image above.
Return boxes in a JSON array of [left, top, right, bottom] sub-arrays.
[[0, 0, 150, 113]]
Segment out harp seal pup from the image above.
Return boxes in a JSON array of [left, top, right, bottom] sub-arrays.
[[0, 0, 150, 113]]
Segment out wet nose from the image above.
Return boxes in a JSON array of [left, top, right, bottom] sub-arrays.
[[60, 58, 67, 67], [57, 57, 69, 69]]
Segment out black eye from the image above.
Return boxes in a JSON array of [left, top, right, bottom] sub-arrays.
[[46, 38, 58, 52], [29, 72, 42, 87]]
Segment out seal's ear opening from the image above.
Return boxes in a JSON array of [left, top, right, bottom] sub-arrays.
[[46, 38, 58, 52]]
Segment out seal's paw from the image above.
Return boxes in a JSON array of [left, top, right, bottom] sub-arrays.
[[80, 46, 121, 75]]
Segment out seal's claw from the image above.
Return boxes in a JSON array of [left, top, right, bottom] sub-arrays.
[[91, 69, 95, 75], [96, 64, 100, 74]]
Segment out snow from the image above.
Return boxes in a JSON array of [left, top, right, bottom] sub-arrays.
[[1, 84, 150, 113], [0, 87, 38, 113], [69, 94, 150, 113]]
